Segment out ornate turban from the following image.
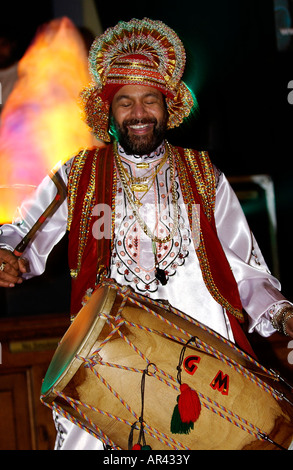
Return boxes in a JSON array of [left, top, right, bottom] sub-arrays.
[[81, 18, 195, 142]]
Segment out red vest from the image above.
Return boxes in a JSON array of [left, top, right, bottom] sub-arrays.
[[67, 143, 254, 356]]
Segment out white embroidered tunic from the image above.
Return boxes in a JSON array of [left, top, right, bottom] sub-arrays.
[[0, 143, 287, 338], [111, 143, 235, 339]]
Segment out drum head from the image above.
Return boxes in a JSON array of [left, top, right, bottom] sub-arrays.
[[41, 285, 117, 400]]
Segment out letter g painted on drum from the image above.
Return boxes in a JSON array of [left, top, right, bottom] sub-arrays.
[[92, 204, 112, 240], [183, 355, 201, 375]]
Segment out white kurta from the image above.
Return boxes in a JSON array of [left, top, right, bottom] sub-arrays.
[[0, 143, 289, 450]]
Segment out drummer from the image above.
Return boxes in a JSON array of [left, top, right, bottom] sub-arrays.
[[0, 18, 293, 450]]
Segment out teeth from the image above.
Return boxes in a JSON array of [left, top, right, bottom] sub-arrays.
[[129, 124, 149, 129]]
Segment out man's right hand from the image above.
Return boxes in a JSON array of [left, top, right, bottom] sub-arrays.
[[0, 249, 28, 287]]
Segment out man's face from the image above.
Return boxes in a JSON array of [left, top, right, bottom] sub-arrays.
[[110, 85, 168, 155]]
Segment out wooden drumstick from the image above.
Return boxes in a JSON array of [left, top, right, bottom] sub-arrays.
[[13, 170, 67, 258]]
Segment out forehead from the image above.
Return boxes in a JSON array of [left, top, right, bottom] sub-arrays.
[[112, 84, 164, 102]]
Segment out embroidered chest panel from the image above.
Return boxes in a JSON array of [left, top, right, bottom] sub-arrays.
[[111, 154, 191, 293]]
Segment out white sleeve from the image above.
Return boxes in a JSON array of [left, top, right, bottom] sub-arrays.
[[214, 170, 290, 337], [0, 160, 72, 279]]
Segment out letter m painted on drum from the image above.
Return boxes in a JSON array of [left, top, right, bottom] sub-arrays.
[[210, 370, 229, 395]]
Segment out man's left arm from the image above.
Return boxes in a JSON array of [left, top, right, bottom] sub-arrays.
[[214, 169, 293, 339]]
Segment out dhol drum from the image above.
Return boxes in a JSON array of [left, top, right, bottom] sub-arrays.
[[41, 281, 293, 450]]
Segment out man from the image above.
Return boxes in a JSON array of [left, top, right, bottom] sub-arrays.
[[0, 18, 292, 450]]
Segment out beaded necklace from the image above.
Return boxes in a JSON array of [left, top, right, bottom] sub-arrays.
[[114, 140, 179, 284]]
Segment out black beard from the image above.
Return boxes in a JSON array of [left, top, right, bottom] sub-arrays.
[[110, 114, 168, 155]]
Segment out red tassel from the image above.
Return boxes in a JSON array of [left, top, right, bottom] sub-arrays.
[[132, 444, 142, 450], [178, 383, 201, 423]]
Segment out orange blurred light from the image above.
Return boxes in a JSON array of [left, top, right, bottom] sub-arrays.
[[0, 17, 103, 224]]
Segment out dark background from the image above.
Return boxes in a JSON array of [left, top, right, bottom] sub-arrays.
[[1, 0, 293, 315]]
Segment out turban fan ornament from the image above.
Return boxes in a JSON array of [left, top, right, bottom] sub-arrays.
[[80, 18, 194, 141]]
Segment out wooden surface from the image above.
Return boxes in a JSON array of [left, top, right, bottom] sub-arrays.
[[0, 313, 70, 450]]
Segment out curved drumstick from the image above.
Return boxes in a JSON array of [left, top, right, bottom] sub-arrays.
[[13, 171, 67, 257]]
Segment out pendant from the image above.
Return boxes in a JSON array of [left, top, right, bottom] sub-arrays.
[[131, 183, 148, 192], [152, 240, 168, 285], [136, 162, 150, 169], [155, 266, 168, 285]]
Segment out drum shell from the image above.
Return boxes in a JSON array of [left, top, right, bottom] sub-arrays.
[[41, 284, 293, 450]]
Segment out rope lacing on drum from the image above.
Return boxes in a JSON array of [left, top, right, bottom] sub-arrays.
[[94, 284, 283, 403], [128, 363, 156, 450], [41, 281, 291, 450], [176, 336, 197, 385], [103, 281, 279, 378]]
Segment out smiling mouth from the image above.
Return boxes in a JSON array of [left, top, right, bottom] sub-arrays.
[[128, 123, 154, 134], [125, 118, 156, 135], [129, 124, 150, 129]]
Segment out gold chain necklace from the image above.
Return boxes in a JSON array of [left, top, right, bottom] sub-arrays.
[[114, 141, 179, 285], [115, 147, 169, 205]]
